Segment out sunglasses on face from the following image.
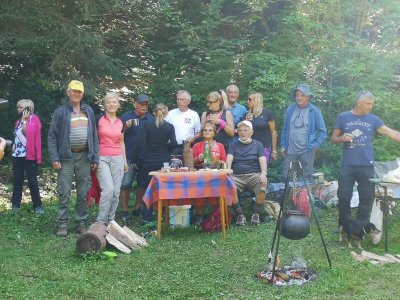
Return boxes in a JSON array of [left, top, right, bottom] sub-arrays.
[[206, 100, 219, 104], [202, 129, 214, 132], [247, 98, 254, 102]]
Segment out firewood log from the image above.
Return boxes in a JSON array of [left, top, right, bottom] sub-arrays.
[[76, 222, 107, 256]]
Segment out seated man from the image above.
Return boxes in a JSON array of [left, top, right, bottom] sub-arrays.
[[226, 120, 267, 225]]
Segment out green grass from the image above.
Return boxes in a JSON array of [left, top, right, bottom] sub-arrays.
[[0, 200, 399, 300]]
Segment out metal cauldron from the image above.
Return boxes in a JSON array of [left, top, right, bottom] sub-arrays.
[[280, 210, 310, 240]]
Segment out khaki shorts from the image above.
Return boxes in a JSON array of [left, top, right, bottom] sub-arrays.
[[232, 173, 266, 196]]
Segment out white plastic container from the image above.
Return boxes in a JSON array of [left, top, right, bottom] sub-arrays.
[[169, 205, 191, 227]]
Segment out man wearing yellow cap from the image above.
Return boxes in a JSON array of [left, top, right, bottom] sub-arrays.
[[48, 80, 99, 237]]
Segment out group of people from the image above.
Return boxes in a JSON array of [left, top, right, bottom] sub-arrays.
[[4, 79, 400, 237]]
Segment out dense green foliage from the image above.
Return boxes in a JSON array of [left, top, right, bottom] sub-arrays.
[[1, 0, 400, 179]]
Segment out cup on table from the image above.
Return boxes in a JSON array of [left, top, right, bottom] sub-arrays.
[[132, 118, 140, 126], [163, 162, 169, 168]]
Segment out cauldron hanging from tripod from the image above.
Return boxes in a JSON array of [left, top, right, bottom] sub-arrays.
[[267, 161, 332, 284]]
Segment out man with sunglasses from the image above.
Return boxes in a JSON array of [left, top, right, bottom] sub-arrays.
[[280, 83, 327, 182], [332, 91, 400, 224], [165, 90, 201, 155]]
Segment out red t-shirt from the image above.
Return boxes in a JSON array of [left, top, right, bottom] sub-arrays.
[[192, 140, 226, 167], [98, 115, 124, 156]]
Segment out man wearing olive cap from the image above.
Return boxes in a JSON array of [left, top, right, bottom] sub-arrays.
[[48, 80, 99, 237], [280, 83, 327, 182]]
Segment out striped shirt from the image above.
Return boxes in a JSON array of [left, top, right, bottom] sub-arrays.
[[70, 111, 88, 149]]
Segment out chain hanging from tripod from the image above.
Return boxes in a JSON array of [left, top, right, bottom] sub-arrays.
[[290, 167, 301, 212]]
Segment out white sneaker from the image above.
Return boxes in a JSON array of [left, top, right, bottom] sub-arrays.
[[236, 215, 247, 226], [251, 213, 260, 225]]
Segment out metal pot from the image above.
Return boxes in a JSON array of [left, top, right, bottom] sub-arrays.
[[280, 210, 310, 240], [170, 157, 183, 169]]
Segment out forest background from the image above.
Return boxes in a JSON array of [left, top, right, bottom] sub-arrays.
[[1, 0, 400, 181]]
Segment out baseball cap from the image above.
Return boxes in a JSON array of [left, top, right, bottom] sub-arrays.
[[68, 80, 84, 92], [136, 94, 150, 103], [237, 120, 253, 130]]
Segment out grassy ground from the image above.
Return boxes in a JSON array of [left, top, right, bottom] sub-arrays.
[[0, 199, 399, 300]]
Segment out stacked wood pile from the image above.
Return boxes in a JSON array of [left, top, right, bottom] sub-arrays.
[[76, 221, 148, 256], [351, 250, 400, 265]]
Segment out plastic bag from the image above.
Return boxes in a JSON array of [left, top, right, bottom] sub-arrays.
[[369, 198, 383, 244], [293, 188, 310, 219], [264, 201, 280, 220], [200, 208, 232, 232]]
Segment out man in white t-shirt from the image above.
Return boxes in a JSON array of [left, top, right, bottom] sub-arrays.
[[166, 90, 201, 155]]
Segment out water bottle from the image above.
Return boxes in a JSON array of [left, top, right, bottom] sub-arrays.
[[203, 141, 211, 167]]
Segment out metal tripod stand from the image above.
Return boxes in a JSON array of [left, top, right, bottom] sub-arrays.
[[268, 161, 332, 283]]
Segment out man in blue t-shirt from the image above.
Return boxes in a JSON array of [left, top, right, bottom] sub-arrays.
[[226, 84, 247, 128], [332, 91, 400, 225], [227, 120, 267, 226]]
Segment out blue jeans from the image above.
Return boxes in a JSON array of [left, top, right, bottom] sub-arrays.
[[337, 165, 374, 224], [12, 157, 42, 209], [120, 160, 138, 190]]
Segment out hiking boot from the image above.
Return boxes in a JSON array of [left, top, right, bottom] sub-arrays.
[[76, 224, 87, 235], [251, 213, 260, 225], [236, 215, 247, 226], [57, 227, 68, 237], [35, 206, 45, 215]]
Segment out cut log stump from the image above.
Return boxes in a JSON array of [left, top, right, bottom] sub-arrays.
[[76, 221, 147, 256], [76, 222, 107, 256]]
